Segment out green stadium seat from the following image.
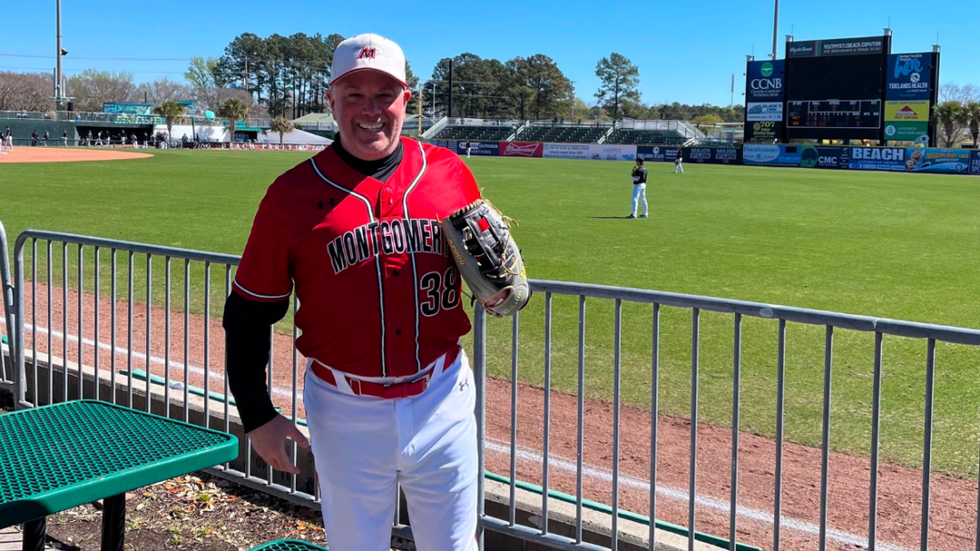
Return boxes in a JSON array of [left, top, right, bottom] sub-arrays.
[[604, 128, 687, 146], [430, 125, 514, 141], [248, 540, 329, 551]]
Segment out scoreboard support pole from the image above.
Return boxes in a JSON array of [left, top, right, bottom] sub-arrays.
[[929, 44, 941, 148], [878, 29, 893, 145]]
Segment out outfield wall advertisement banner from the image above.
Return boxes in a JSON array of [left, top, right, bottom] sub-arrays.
[[972, 151, 980, 175], [543, 143, 590, 160], [588, 144, 636, 162], [683, 147, 741, 164], [743, 145, 802, 167], [500, 141, 543, 157], [905, 148, 971, 174], [886, 53, 933, 101], [847, 147, 906, 171], [799, 146, 846, 169], [636, 146, 679, 163], [448, 140, 499, 156]]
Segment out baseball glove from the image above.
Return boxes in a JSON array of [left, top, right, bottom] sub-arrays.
[[442, 199, 531, 318]]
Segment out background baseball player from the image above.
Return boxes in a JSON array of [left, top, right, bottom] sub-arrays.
[[674, 151, 684, 174], [628, 157, 648, 219], [224, 33, 483, 551]]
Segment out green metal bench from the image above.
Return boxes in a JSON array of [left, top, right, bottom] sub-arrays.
[[0, 400, 238, 551], [248, 540, 329, 551]]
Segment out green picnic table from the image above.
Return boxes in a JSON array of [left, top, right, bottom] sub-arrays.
[[0, 400, 238, 551]]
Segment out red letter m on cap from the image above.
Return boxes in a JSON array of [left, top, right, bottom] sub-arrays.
[[357, 47, 376, 60]]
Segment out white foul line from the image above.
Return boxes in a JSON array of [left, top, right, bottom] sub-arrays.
[[484, 439, 912, 551], [3, 319, 913, 551]]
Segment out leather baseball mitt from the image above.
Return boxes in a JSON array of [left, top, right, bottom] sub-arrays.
[[442, 199, 531, 318]]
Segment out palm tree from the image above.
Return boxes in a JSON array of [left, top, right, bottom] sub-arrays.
[[218, 98, 250, 143], [963, 101, 980, 148], [152, 101, 186, 144], [932, 101, 966, 147], [270, 117, 294, 145]]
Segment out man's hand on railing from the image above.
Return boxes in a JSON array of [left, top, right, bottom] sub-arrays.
[[247, 414, 310, 475]]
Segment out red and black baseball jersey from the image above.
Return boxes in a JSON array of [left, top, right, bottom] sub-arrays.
[[233, 137, 481, 379]]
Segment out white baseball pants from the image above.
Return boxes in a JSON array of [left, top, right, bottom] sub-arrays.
[[631, 184, 648, 217], [303, 349, 479, 551]]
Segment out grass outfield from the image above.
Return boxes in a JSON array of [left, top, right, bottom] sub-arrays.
[[2, 149, 979, 475]]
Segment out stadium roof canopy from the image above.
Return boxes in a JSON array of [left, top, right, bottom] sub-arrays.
[[292, 113, 335, 124]]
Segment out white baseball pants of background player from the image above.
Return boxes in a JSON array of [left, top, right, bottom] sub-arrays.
[[631, 183, 648, 217], [303, 349, 479, 551]]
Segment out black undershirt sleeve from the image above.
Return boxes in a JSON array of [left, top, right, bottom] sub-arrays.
[[222, 292, 290, 433]]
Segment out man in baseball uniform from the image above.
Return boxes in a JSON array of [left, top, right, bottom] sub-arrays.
[[224, 33, 480, 551], [628, 157, 648, 219], [674, 152, 684, 174]]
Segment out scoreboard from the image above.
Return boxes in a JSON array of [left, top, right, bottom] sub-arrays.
[[787, 99, 882, 129], [743, 33, 939, 145], [783, 36, 888, 141]]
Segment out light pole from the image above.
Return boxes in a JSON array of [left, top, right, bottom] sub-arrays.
[[56, 0, 63, 106], [771, 0, 779, 59]]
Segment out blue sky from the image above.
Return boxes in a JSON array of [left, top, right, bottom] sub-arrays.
[[0, 0, 975, 107]]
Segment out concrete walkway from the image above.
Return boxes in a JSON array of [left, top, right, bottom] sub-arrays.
[[0, 526, 55, 550]]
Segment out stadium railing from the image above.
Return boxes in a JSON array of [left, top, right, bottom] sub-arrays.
[[0, 110, 275, 129], [0, 139, 330, 150], [7, 226, 980, 550], [0, 220, 14, 393]]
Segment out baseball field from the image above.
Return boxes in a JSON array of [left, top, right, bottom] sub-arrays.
[[1, 149, 978, 478]]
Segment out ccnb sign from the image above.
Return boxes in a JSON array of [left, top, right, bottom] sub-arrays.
[[747, 60, 784, 102]]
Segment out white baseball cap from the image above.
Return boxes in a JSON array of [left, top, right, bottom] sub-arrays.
[[330, 34, 408, 88]]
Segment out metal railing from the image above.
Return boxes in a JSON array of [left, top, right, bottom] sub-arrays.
[[0, 138, 330, 150], [0, 110, 276, 129], [0, 220, 14, 390], [447, 118, 526, 127], [525, 119, 617, 128], [0, 110, 59, 121], [294, 121, 337, 132], [421, 116, 448, 140], [6, 228, 418, 540], [475, 280, 980, 551], [7, 227, 980, 551]]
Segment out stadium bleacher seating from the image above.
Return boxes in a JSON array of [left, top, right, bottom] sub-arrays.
[[518, 124, 608, 144], [429, 125, 515, 141], [430, 120, 693, 145], [604, 129, 688, 146]]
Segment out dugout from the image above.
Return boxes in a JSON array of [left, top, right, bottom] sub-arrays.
[[75, 124, 155, 145]]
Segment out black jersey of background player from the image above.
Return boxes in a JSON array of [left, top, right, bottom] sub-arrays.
[[632, 165, 647, 184]]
